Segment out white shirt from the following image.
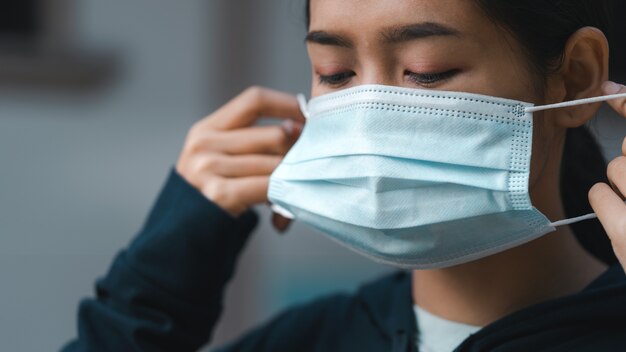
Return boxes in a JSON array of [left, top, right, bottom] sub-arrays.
[[414, 306, 482, 352]]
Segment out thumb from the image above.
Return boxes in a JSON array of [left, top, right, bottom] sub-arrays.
[[601, 81, 626, 116]]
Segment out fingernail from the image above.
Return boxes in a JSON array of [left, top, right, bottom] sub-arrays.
[[602, 81, 621, 94]]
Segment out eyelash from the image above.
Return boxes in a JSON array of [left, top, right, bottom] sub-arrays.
[[318, 72, 356, 87], [318, 69, 459, 87], [406, 70, 459, 86]]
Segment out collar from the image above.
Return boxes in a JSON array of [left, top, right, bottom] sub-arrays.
[[357, 271, 417, 352]]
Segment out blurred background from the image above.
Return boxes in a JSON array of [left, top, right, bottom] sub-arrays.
[[0, 1, 392, 351], [0, 1, 624, 351]]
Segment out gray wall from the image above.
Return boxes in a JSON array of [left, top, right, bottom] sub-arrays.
[[0, 1, 212, 350], [0, 1, 624, 351]]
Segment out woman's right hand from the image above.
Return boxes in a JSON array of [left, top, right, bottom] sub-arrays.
[[176, 87, 305, 227]]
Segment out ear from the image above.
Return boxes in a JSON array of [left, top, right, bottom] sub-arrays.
[[548, 27, 609, 128]]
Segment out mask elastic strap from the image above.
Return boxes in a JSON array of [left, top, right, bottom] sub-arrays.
[[549, 200, 626, 227], [297, 94, 311, 119], [271, 204, 296, 220], [525, 93, 626, 113], [549, 213, 598, 227], [271, 93, 307, 220], [526, 92, 626, 227]]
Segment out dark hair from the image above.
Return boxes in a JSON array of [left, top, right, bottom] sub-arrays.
[[305, 0, 618, 264], [610, 1, 626, 76]]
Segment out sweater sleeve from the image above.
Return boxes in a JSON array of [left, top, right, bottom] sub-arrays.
[[61, 169, 259, 352]]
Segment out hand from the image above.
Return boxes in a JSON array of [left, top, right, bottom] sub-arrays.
[[176, 87, 304, 231], [589, 81, 626, 268]]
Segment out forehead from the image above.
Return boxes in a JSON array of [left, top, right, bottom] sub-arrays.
[[309, 0, 484, 33]]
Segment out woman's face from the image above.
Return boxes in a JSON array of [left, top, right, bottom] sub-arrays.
[[307, 0, 559, 197], [307, 0, 539, 100]]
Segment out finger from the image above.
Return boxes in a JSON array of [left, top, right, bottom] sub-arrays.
[[203, 176, 270, 216], [622, 137, 626, 157], [601, 81, 626, 116], [272, 212, 293, 233], [230, 176, 271, 208], [589, 183, 626, 240], [193, 123, 302, 156], [607, 156, 626, 199], [194, 154, 282, 178], [201, 87, 306, 131]]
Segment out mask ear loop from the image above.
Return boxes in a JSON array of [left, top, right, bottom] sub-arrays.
[[297, 94, 311, 119], [526, 91, 626, 227], [268, 94, 309, 220], [549, 214, 598, 227], [271, 204, 296, 220], [525, 92, 626, 113]]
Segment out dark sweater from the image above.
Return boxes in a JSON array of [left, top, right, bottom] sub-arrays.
[[62, 170, 626, 352]]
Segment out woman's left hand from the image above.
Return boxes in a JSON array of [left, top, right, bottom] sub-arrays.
[[589, 81, 626, 268]]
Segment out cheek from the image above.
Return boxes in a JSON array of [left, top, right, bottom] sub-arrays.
[[528, 113, 562, 189], [530, 119, 549, 186], [311, 84, 332, 98], [310, 68, 341, 98], [310, 70, 325, 98]]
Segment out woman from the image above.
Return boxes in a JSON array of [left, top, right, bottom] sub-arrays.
[[63, 0, 626, 351]]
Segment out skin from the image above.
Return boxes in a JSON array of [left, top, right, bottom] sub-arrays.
[[176, 87, 305, 218], [176, 0, 626, 327]]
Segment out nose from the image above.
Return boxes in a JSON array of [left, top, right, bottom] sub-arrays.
[[360, 69, 397, 86], [358, 59, 404, 87]]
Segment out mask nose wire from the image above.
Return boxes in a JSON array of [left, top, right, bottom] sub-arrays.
[[525, 92, 626, 113]]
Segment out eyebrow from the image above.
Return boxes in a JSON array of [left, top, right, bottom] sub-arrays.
[[305, 31, 354, 48], [305, 22, 460, 48], [382, 22, 461, 44]]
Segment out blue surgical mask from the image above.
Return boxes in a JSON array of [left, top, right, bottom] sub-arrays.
[[268, 84, 626, 269]]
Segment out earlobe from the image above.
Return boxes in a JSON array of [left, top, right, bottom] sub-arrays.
[[554, 27, 609, 128]]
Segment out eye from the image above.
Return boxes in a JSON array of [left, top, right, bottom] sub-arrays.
[[318, 71, 356, 87], [405, 69, 459, 87]]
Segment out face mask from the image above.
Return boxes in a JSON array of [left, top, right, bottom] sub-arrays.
[[267, 84, 626, 269]]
